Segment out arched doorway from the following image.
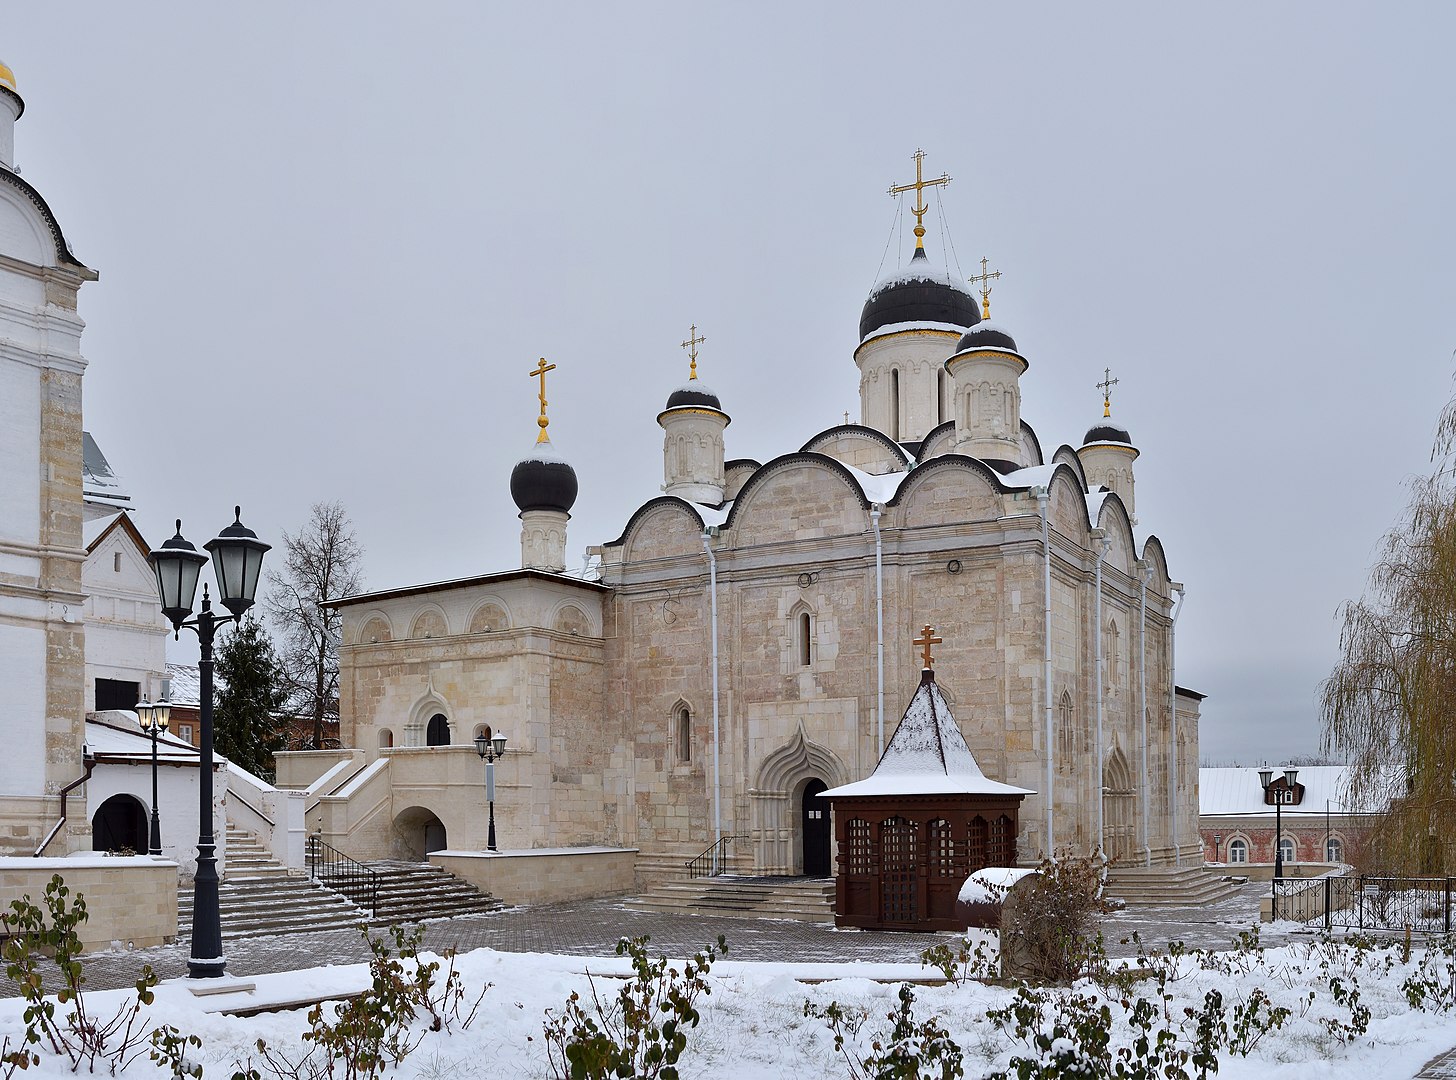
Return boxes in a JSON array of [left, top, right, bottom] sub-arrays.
[[426, 713, 450, 746], [1103, 748, 1135, 863], [92, 794, 147, 854], [801, 778, 830, 876], [392, 805, 447, 861]]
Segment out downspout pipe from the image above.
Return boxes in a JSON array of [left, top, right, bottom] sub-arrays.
[[871, 504, 885, 758], [34, 753, 97, 857], [1036, 487, 1054, 856], [1091, 531, 1109, 868], [1137, 560, 1152, 867], [702, 530, 722, 871], [1168, 584, 1186, 865]]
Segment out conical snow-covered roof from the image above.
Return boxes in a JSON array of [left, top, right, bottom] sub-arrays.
[[821, 668, 1034, 798]]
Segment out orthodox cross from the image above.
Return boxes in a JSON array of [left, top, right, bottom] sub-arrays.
[[968, 256, 1002, 320], [843, 411, 851, 425], [914, 624, 943, 669], [529, 357, 556, 443], [888, 149, 951, 249], [681, 324, 706, 380], [1097, 367, 1119, 418]]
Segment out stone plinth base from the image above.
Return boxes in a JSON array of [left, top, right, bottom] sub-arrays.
[[430, 847, 637, 905]]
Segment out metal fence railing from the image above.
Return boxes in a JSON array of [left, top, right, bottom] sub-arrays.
[[1274, 873, 1454, 934], [306, 834, 380, 918]]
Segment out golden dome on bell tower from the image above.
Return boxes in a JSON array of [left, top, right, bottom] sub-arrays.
[[0, 61, 15, 93]]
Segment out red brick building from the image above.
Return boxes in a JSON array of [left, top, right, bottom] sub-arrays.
[[1198, 766, 1380, 870]]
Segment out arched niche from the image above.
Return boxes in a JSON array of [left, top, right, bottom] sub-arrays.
[[468, 600, 511, 634], [410, 606, 449, 640], [552, 601, 595, 636], [749, 725, 850, 875], [357, 613, 394, 644]]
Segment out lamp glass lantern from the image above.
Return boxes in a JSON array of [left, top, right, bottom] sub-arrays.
[[152, 522, 209, 629], [204, 506, 272, 617]]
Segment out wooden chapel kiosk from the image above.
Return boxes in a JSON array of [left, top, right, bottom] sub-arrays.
[[820, 626, 1033, 931]]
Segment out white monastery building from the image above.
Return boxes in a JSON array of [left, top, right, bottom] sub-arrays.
[[310, 152, 1206, 886]]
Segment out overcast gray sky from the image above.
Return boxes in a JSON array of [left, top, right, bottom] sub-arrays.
[[11, 4, 1455, 765]]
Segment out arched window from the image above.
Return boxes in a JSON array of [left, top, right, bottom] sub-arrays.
[[798, 611, 814, 667], [1279, 837, 1296, 865], [472, 724, 493, 744], [675, 705, 691, 763], [1326, 837, 1344, 863], [928, 819, 959, 878], [968, 816, 988, 869], [1227, 838, 1248, 863], [426, 713, 450, 747], [847, 818, 872, 875], [378, 727, 394, 749], [937, 369, 946, 426], [1057, 691, 1075, 769], [889, 369, 900, 441], [1106, 619, 1121, 687]]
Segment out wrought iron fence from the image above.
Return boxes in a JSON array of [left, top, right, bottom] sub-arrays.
[[306, 834, 380, 917], [1273, 873, 1454, 934]]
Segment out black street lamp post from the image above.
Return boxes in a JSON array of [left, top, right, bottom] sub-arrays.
[[1259, 765, 1299, 882], [149, 508, 270, 980], [135, 696, 172, 855], [474, 732, 509, 852]]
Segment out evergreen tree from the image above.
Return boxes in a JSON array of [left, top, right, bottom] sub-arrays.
[[213, 614, 289, 780]]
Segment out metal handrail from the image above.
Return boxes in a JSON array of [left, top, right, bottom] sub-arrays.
[[686, 835, 741, 879], [306, 834, 379, 917]]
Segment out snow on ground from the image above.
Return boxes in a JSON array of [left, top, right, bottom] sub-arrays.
[[1, 931, 1454, 1078]]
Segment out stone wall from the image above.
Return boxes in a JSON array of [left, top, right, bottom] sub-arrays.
[[0, 856, 177, 951], [430, 847, 636, 905]]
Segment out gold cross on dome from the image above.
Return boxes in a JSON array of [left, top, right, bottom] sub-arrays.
[[681, 324, 706, 380], [913, 624, 943, 669], [968, 256, 1002, 320], [529, 357, 557, 443], [888, 149, 951, 249], [1096, 367, 1120, 418]]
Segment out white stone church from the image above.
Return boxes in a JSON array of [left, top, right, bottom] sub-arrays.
[[303, 154, 1205, 891]]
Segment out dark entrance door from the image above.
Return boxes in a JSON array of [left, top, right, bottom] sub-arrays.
[[92, 795, 147, 854], [801, 778, 830, 876], [426, 714, 450, 746]]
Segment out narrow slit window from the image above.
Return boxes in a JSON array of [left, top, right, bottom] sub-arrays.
[[798, 612, 813, 667]]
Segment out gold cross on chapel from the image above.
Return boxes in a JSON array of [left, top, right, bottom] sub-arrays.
[[914, 624, 943, 669], [888, 149, 951, 249], [529, 357, 556, 443], [968, 256, 1002, 320], [1097, 367, 1119, 418], [681, 324, 706, 380]]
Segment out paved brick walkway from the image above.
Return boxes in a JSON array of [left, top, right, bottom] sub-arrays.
[[2, 879, 1299, 997]]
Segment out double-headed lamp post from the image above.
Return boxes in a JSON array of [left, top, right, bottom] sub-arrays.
[[474, 732, 509, 852], [1258, 765, 1299, 882], [135, 696, 172, 855], [149, 508, 270, 980]]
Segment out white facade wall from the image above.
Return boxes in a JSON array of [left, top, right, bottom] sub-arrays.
[[82, 524, 167, 712], [86, 758, 225, 877]]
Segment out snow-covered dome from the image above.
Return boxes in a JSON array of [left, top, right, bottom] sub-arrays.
[[859, 248, 980, 341], [1083, 421, 1132, 446], [952, 321, 1019, 355], [664, 382, 722, 411], [509, 438, 578, 514]]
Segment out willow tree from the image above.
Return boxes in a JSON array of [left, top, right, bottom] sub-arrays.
[[1321, 393, 1456, 873]]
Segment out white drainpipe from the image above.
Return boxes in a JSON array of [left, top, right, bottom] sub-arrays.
[[1036, 487, 1054, 856], [1168, 584, 1185, 865], [702, 530, 722, 870], [1092, 531, 1109, 865], [871, 504, 885, 758], [1137, 560, 1152, 867]]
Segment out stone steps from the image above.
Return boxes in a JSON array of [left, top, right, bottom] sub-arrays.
[[628, 875, 835, 923], [356, 860, 504, 924], [1104, 865, 1241, 907]]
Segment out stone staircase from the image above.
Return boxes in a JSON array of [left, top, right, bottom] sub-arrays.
[[178, 826, 365, 940], [180, 830, 505, 940], [628, 875, 836, 923], [359, 860, 504, 925], [1103, 865, 1241, 907]]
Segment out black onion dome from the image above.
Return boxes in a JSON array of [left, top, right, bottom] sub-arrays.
[[510, 441, 578, 514], [859, 248, 981, 341], [664, 382, 722, 411], [1083, 422, 1132, 446], [953, 322, 1018, 354]]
